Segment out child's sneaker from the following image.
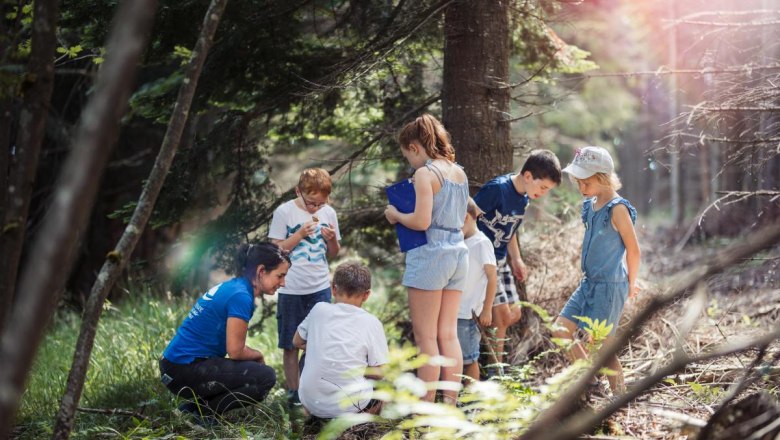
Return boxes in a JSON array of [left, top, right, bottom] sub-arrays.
[[287, 389, 301, 408], [586, 379, 611, 400]]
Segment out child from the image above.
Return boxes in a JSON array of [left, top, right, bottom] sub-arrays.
[[384, 114, 469, 403], [473, 150, 561, 370], [293, 262, 388, 418], [269, 168, 341, 405], [553, 146, 640, 396], [458, 198, 497, 382]]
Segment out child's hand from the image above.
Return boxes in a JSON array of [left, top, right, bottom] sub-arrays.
[[321, 223, 337, 241], [384, 205, 400, 224], [478, 308, 492, 327], [629, 281, 640, 299], [510, 258, 527, 281], [297, 220, 317, 238]]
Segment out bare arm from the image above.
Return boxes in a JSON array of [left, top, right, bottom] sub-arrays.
[[507, 233, 527, 281], [321, 224, 340, 259], [226, 317, 265, 362], [612, 204, 641, 299], [478, 264, 498, 327], [292, 330, 307, 350], [272, 220, 317, 252], [385, 167, 435, 231]]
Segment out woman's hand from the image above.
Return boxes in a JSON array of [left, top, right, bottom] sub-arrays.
[[385, 205, 400, 224]]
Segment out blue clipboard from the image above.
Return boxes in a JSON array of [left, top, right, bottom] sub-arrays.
[[385, 179, 428, 252]]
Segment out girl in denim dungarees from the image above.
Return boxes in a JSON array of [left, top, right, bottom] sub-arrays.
[[553, 147, 641, 396], [384, 114, 469, 404]]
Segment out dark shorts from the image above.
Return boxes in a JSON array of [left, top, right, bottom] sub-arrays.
[[277, 287, 331, 349]]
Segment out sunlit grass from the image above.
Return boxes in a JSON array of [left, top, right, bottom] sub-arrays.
[[15, 290, 291, 439]]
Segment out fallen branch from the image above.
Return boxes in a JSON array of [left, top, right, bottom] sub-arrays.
[[520, 221, 780, 440], [76, 407, 148, 420]]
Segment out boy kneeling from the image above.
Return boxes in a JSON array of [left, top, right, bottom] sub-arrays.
[[293, 262, 388, 418]]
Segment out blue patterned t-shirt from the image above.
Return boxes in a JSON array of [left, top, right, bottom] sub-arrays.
[[268, 199, 340, 295], [473, 174, 529, 261]]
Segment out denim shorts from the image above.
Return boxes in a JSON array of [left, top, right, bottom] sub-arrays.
[[403, 233, 468, 291], [457, 319, 480, 364], [277, 287, 331, 349], [559, 278, 627, 336]]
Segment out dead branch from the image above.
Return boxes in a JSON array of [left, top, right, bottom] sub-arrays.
[[698, 191, 780, 227], [520, 220, 780, 440], [669, 19, 780, 28], [51, 1, 227, 438], [75, 407, 148, 420], [0, 0, 158, 436]]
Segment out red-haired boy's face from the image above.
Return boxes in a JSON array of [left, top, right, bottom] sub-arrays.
[[297, 189, 328, 214]]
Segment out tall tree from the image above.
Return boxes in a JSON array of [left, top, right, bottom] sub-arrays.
[[442, 0, 512, 189], [51, 1, 228, 437], [0, 0, 59, 328], [0, 1, 157, 436]]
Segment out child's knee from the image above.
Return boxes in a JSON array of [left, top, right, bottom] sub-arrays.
[[491, 304, 511, 327]]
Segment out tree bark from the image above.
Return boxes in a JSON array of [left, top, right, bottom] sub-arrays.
[[0, 0, 59, 330], [0, 1, 157, 437], [50, 1, 228, 437], [442, 0, 511, 193]]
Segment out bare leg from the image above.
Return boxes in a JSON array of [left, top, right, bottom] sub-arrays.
[[603, 335, 625, 395], [463, 361, 480, 383], [282, 348, 300, 391], [438, 289, 463, 404], [490, 303, 511, 365], [552, 316, 589, 362], [507, 302, 522, 326], [408, 287, 443, 402]]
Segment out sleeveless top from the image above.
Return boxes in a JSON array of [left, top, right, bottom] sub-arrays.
[[425, 159, 469, 238], [580, 196, 637, 282]]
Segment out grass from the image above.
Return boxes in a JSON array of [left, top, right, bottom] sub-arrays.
[[15, 292, 303, 439]]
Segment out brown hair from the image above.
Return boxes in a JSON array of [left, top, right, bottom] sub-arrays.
[[297, 168, 332, 195], [332, 261, 371, 297], [398, 114, 455, 162], [466, 197, 482, 218]]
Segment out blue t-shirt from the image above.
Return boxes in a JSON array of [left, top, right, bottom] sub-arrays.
[[163, 277, 255, 364], [474, 174, 529, 261]]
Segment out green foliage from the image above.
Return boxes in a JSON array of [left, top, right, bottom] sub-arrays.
[[572, 315, 613, 349], [321, 343, 600, 440]]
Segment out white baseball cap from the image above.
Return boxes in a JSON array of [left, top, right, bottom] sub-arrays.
[[562, 146, 614, 179]]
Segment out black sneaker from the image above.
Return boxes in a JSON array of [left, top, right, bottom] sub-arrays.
[[287, 389, 301, 408], [176, 401, 217, 428]]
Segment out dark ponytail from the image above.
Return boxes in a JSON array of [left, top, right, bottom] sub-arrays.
[[398, 114, 455, 162], [236, 241, 290, 280]]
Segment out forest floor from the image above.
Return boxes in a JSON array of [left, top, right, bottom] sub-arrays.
[[508, 218, 780, 440]]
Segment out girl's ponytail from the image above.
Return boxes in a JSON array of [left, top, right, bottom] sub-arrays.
[[399, 114, 455, 162]]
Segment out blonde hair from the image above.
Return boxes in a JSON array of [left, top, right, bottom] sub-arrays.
[[591, 172, 622, 191], [398, 114, 455, 162], [297, 168, 332, 195]]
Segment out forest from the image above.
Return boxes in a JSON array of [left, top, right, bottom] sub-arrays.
[[1, 0, 778, 439]]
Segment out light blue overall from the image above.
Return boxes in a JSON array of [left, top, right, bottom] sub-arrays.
[[402, 160, 469, 291], [560, 196, 637, 334]]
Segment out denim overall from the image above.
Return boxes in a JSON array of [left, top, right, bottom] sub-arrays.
[[403, 160, 469, 291], [560, 196, 637, 334]]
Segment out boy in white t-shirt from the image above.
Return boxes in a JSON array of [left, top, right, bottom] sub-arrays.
[[458, 198, 497, 382], [269, 168, 341, 405], [293, 262, 388, 418]]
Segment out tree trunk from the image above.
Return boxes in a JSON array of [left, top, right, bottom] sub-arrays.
[[50, 1, 228, 437], [0, 1, 157, 436], [442, 0, 511, 193], [667, 0, 683, 225], [0, 0, 59, 330]]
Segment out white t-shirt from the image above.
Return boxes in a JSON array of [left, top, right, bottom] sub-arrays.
[[458, 231, 497, 319], [297, 302, 388, 418], [268, 200, 341, 295]]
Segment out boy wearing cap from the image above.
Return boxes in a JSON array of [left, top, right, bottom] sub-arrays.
[[552, 146, 641, 397], [473, 149, 562, 371]]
